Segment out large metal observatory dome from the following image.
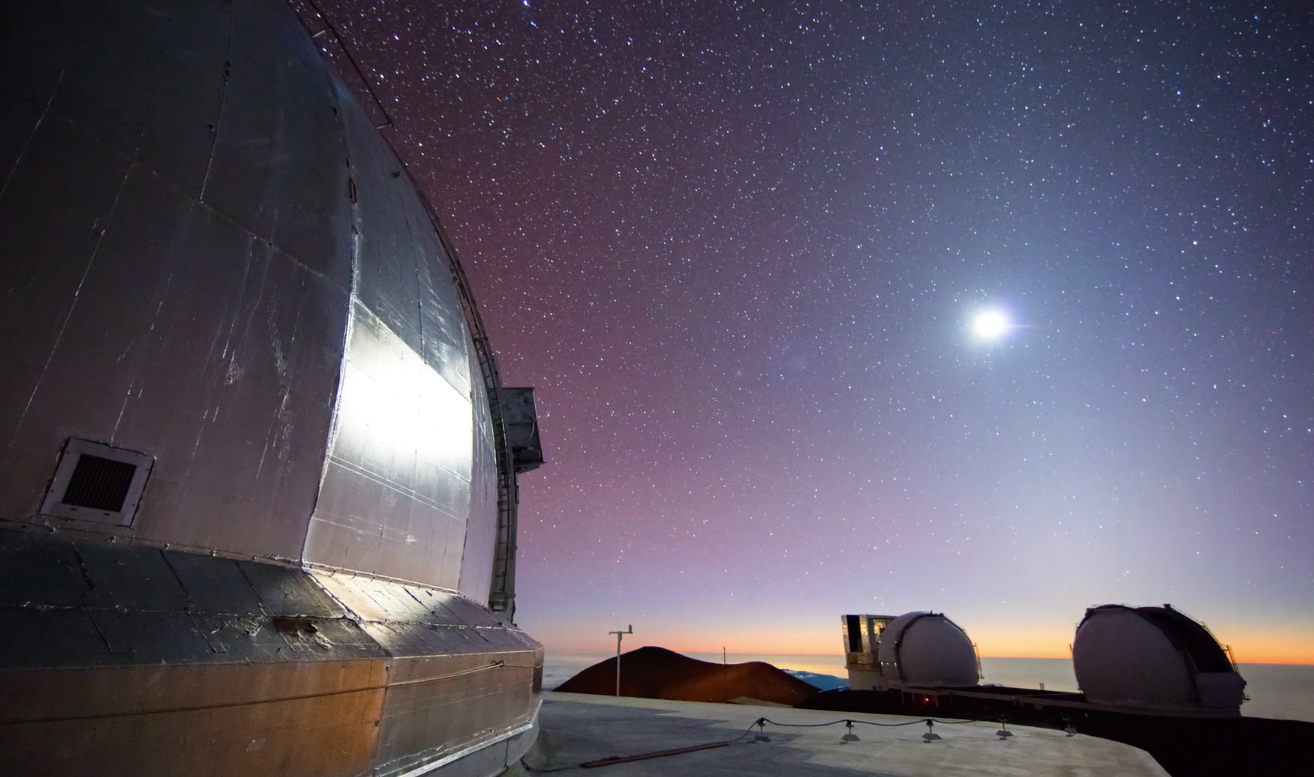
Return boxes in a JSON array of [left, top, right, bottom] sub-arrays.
[[875, 612, 981, 688], [0, 0, 543, 775], [1073, 604, 1246, 713]]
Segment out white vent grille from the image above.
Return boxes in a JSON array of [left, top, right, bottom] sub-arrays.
[[40, 439, 153, 527]]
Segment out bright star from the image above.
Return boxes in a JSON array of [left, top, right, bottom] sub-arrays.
[[972, 309, 1010, 340]]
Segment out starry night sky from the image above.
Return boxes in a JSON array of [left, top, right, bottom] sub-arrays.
[[307, 1, 1313, 662]]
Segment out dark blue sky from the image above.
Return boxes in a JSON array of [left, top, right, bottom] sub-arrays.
[[313, 0, 1313, 661]]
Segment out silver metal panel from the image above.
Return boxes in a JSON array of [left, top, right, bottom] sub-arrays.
[[130, 0, 232, 199], [45, 2, 169, 167], [411, 224, 475, 402], [0, 0, 540, 771], [0, 111, 133, 519], [403, 585, 480, 627], [146, 242, 343, 556], [187, 612, 308, 660], [312, 570, 538, 661], [441, 593, 508, 629], [0, 531, 86, 608], [374, 663, 537, 777], [4, 162, 193, 499], [77, 540, 188, 612], [299, 69, 496, 590], [0, 0, 352, 562], [0, 0, 518, 595], [205, 0, 353, 276], [305, 300, 473, 589], [328, 566, 543, 777], [310, 568, 544, 775], [458, 372, 499, 603], [166, 553, 266, 616], [90, 610, 217, 663], [239, 560, 346, 618], [0, 3, 69, 190], [0, 526, 539, 772], [0, 662, 388, 777], [0, 609, 110, 669], [39, 0, 231, 200], [0, 531, 393, 668], [358, 621, 479, 656], [312, 572, 434, 623], [333, 80, 472, 399], [118, 230, 347, 558]]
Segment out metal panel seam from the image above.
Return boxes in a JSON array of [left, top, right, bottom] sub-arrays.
[[0, 70, 64, 201], [2, 661, 509, 726], [198, 0, 236, 200], [387, 699, 540, 777], [303, 563, 463, 598], [8, 149, 142, 449], [300, 81, 361, 572]]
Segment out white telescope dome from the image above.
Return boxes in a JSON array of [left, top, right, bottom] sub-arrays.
[[876, 612, 980, 688], [1073, 604, 1246, 711]]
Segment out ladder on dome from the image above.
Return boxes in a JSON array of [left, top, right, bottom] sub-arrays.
[[415, 190, 521, 619], [293, 0, 523, 619]]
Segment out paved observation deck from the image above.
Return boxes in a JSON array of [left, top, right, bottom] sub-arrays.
[[518, 692, 1168, 776]]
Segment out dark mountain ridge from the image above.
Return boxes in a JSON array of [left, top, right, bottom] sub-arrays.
[[555, 646, 818, 706]]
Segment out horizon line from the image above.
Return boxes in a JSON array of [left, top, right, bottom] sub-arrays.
[[546, 648, 1314, 666]]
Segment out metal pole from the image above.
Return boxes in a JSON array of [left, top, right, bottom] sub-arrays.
[[608, 625, 632, 697]]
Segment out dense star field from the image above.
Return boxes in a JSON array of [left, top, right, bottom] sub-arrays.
[[305, 1, 1313, 662]]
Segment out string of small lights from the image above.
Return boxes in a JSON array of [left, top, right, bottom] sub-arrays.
[[522, 714, 1040, 772]]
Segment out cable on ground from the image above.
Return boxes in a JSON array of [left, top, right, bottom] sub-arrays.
[[521, 719, 761, 772], [758, 716, 975, 728]]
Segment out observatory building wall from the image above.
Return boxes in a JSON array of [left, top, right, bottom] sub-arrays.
[[0, 0, 499, 597], [0, 0, 352, 561], [0, 2, 541, 774]]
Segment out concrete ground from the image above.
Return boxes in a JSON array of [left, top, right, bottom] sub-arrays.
[[514, 692, 1169, 776]]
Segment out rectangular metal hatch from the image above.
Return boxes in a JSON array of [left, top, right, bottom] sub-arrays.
[[499, 387, 544, 474]]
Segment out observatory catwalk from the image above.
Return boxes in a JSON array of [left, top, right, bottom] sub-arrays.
[[0, 0, 544, 775]]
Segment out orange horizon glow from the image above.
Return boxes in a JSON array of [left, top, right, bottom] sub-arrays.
[[544, 640, 1314, 666], [537, 623, 1314, 666]]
